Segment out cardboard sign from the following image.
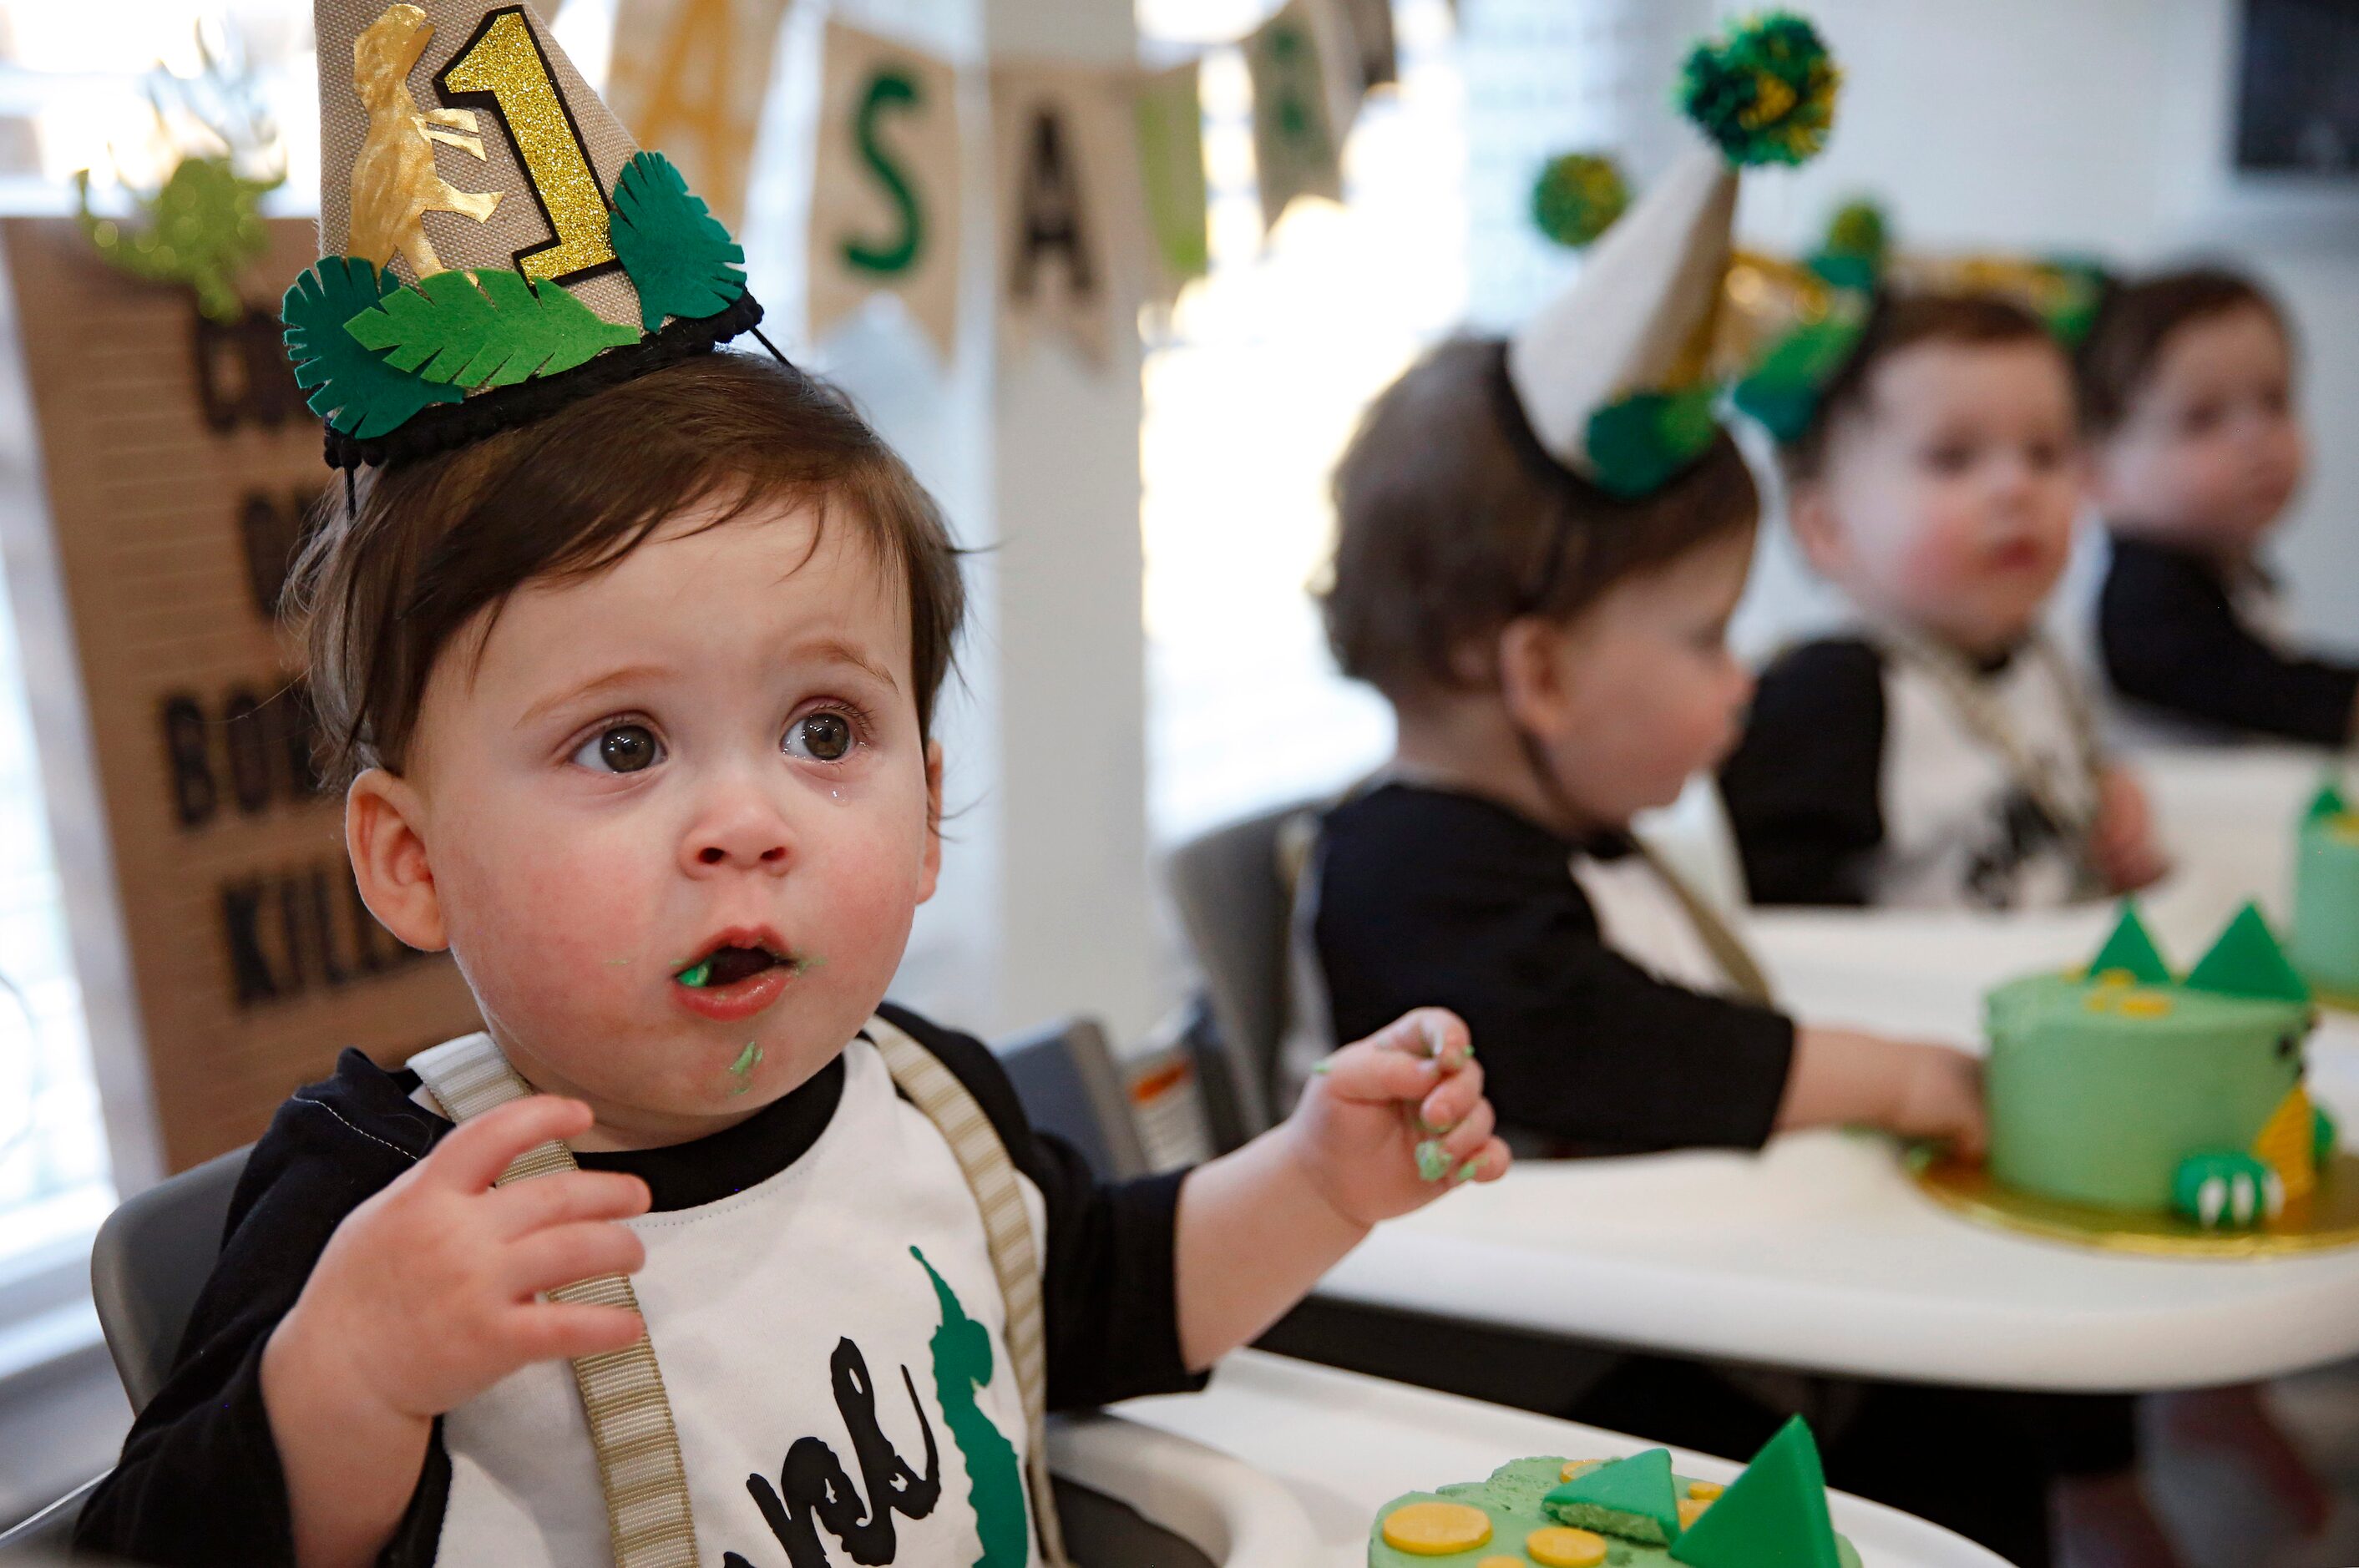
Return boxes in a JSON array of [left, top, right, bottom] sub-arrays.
[[0, 217, 480, 1178], [606, 0, 792, 232]]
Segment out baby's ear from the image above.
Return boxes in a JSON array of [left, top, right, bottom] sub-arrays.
[[916, 740, 944, 905], [346, 768, 449, 952]]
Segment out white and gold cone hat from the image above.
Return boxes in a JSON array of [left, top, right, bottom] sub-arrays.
[[1505, 12, 1840, 498], [289, 1, 762, 469]]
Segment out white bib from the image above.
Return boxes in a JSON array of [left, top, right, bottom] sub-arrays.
[[1874, 650, 2098, 911], [433, 1039, 1048, 1568]]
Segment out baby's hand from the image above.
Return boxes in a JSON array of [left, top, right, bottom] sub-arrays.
[[2091, 766, 2169, 894], [267, 1095, 651, 1429], [1283, 1008, 1511, 1228], [1889, 1039, 1988, 1161]]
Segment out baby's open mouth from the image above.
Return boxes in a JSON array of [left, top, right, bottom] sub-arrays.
[[676, 943, 788, 989]]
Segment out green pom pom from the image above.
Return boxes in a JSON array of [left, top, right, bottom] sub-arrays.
[[1821, 198, 1887, 264], [1585, 386, 1723, 499], [1531, 151, 1629, 249], [1678, 12, 1840, 168]]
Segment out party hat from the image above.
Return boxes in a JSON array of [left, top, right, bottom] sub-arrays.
[[1506, 12, 1840, 498], [288, 2, 762, 470]]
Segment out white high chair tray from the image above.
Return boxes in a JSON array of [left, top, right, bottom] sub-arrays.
[[1310, 748, 2359, 1392], [1106, 1350, 2011, 1568]]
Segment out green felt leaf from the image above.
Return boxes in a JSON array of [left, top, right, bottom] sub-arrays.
[[2316, 1104, 2340, 1168], [2086, 903, 2173, 986], [1670, 1418, 1842, 1568], [2304, 776, 2349, 826], [609, 150, 748, 332], [1546, 1448, 1681, 1544], [342, 267, 637, 392], [2185, 903, 2311, 1005], [1586, 386, 1724, 499], [282, 256, 463, 439]]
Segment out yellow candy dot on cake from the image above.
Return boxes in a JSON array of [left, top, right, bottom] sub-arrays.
[[2118, 994, 2174, 1019], [1523, 1525, 1609, 1566], [2092, 968, 2138, 987], [1559, 1459, 1603, 1481], [1678, 1496, 1714, 1528], [1686, 1481, 1724, 1500], [1476, 1557, 1525, 1568], [1381, 1501, 1494, 1555]]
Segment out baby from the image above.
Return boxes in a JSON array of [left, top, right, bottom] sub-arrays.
[[1304, 335, 1983, 1165], [2083, 266, 2357, 745], [75, 354, 1508, 1568], [1724, 291, 2170, 909]]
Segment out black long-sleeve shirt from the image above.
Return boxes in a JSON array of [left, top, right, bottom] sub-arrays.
[[74, 1004, 1201, 1567], [2098, 531, 2358, 746], [1312, 783, 1794, 1154]]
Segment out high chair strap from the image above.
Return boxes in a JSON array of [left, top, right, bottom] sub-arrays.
[[866, 1013, 1072, 1568], [408, 1033, 701, 1568], [1627, 837, 1776, 1007]]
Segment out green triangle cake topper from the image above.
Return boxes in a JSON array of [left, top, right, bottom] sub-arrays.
[[1669, 1417, 1842, 1568], [2083, 902, 2172, 986], [2305, 776, 2350, 827], [2184, 903, 2311, 1005], [1545, 1445, 1683, 1544]]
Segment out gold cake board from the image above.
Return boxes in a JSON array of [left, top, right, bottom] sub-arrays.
[[1911, 1151, 2359, 1257]]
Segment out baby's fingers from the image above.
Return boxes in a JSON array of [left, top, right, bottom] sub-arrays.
[[504, 1220, 647, 1298], [505, 1301, 645, 1366], [428, 1095, 595, 1195], [1415, 1057, 1486, 1136], [1320, 1009, 1472, 1104], [489, 1169, 651, 1240]]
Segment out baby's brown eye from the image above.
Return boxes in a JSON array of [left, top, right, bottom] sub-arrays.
[[787, 712, 853, 762], [571, 723, 662, 773]]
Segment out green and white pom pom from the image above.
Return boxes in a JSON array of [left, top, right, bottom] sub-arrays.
[[1678, 11, 1840, 168], [1531, 151, 1630, 249]]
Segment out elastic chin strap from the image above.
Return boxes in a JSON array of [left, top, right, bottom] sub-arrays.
[[1511, 720, 1587, 839]]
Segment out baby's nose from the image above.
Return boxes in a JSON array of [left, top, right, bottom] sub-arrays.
[[684, 797, 792, 873]]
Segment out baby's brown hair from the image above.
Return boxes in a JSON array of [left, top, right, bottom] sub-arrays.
[[1320, 336, 1758, 706], [2076, 267, 2287, 438], [291, 352, 962, 788], [1778, 291, 2063, 484]]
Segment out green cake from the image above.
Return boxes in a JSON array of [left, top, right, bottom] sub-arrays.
[[1369, 1418, 1861, 1568], [1985, 903, 2331, 1228], [2293, 780, 2359, 1007]]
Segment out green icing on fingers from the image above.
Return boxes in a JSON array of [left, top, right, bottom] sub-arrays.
[[1415, 1140, 1451, 1183]]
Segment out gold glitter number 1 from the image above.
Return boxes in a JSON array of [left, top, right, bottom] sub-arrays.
[[436, 7, 615, 283]]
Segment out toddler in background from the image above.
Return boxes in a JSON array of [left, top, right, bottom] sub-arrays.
[[1723, 292, 2170, 910], [1300, 336, 1983, 1163], [2083, 267, 2357, 745]]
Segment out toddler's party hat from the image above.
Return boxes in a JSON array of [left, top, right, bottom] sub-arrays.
[[1506, 12, 1840, 498], [289, 1, 763, 470]]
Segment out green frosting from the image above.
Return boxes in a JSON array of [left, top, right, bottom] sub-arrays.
[[1670, 1419, 1841, 1568], [1987, 969, 2309, 1212], [1545, 1448, 1682, 1545], [2086, 904, 2171, 986], [2293, 790, 2359, 1000]]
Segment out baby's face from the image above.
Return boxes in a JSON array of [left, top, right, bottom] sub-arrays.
[[1799, 336, 2082, 657], [388, 499, 939, 1146], [2094, 303, 2302, 554], [1528, 524, 1758, 827]]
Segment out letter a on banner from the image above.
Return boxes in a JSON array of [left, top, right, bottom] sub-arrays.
[[810, 20, 960, 361], [606, 0, 791, 232], [1244, 0, 1345, 233], [992, 64, 1147, 370]]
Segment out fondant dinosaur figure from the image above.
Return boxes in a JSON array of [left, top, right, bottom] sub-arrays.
[[347, 4, 501, 277], [74, 156, 281, 323]]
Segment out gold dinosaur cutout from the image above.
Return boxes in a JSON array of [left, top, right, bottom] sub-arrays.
[[348, 4, 501, 277]]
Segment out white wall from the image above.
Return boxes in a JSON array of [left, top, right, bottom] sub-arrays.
[[1719, 0, 2359, 657]]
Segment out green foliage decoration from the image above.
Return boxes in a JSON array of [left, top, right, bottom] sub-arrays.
[[283, 256, 463, 438], [77, 158, 281, 323], [342, 267, 637, 391], [608, 150, 749, 332]]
